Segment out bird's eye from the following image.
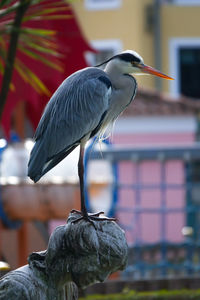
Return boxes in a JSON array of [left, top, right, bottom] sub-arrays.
[[131, 61, 138, 66]]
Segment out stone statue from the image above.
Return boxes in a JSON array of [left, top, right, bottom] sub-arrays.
[[0, 213, 128, 300]]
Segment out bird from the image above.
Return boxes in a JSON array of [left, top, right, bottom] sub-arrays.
[[28, 50, 173, 223]]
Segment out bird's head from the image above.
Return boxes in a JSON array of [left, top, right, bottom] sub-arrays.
[[97, 50, 173, 80]]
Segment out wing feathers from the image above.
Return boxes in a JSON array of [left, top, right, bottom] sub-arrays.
[[28, 68, 111, 181]]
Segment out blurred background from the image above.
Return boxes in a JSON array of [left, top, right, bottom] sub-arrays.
[[1, 0, 200, 297]]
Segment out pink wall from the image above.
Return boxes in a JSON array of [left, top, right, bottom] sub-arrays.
[[113, 132, 195, 245], [113, 132, 195, 146]]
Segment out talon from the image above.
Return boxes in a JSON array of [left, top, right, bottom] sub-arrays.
[[88, 211, 105, 217], [71, 209, 82, 215], [71, 214, 97, 229], [71, 211, 116, 224], [90, 216, 116, 222]]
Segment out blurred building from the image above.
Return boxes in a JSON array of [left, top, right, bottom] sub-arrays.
[[2, 0, 200, 277], [72, 0, 200, 98]]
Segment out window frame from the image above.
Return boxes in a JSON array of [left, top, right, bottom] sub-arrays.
[[169, 37, 200, 98], [84, 0, 122, 11], [85, 39, 123, 67]]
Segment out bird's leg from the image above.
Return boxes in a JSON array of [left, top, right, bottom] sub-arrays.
[[71, 144, 90, 220], [79, 144, 88, 217], [71, 143, 116, 223], [72, 144, 103, 221]]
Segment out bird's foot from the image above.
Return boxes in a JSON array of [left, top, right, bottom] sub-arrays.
[[71, 209, 104, 217], [70, 210, 116, 224]]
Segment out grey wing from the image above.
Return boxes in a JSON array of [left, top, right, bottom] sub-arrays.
[[40, 70, 111, 156], [28, 68, 111, 182]]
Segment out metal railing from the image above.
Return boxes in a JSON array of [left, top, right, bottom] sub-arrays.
[[89, 143, 200, 278]]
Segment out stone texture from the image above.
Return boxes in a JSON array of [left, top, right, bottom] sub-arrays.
[[0, 213, 128, 300]]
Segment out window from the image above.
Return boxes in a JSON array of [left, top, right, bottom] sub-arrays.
[[85, 39, 123, 67], [179, 48, 200, 98], [169, 38, 200, 99], [85, 0, 121, 11]]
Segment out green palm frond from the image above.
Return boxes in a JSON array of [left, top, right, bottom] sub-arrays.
[[15, 58, 51, 96], [0, 59, 4, 74], [22, 5, 71, 22], [18, 45, 63, 72], [20, 27, 56, 37], [0, 0, 71, 98], [0, 1, 18, 14], [0, 0, 14, 8], [0, 37, 7, 60]]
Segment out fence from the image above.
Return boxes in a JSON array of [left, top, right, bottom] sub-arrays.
[[89, 143, 200, 278]]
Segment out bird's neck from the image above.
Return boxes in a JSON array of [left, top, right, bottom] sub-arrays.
[[104, 62, 133, 90], [104, 60, 124, 79], [104, 65, 121, 88]]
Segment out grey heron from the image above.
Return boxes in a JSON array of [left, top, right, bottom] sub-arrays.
[[28, 50, 173, 222]]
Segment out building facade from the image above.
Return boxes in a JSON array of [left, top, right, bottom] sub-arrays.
[[72, 0, 200, 99]]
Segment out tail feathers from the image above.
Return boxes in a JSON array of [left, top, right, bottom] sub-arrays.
[[28, 142, 78, 183], [40, 144, 78, 178], [28, 141, 47, 183]]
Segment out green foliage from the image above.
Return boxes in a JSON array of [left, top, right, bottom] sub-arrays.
[[0, 0, 16, 9], [80, 289, 200, 300], [0, 0, 69, 96]]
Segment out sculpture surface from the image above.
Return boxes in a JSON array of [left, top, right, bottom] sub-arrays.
[[0, 213, 128, 299]]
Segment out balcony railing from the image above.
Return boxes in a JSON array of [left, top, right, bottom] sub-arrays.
[[89, 143, 200, 278]]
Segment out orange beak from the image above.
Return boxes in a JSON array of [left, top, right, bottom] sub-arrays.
[[140, 64, 174, 80]]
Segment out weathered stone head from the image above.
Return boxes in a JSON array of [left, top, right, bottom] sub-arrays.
[[0, 213, 128, 299], [65, 213, 128, 288], [29, 213, 128, 289]]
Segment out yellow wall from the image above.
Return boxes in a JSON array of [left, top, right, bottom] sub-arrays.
[[72, 0, 155, 90], [161, 4, 200, 93], [72, 1, 200, 94]]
